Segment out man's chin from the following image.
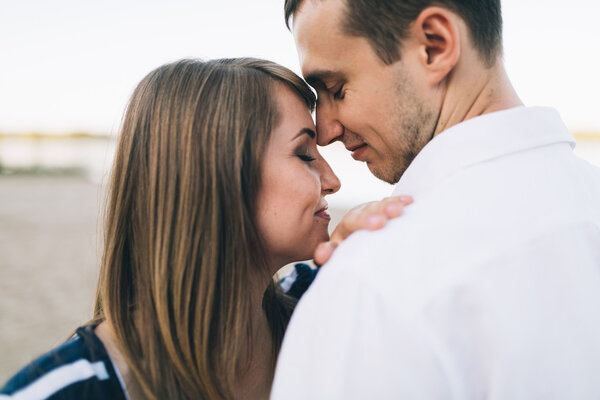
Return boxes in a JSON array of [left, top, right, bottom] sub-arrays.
[[367, 163, 401, 185]]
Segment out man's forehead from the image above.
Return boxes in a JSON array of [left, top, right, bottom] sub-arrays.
[[293, 0, 334, 18], [292, 0, 347, 77], [293, 0, 345, 29]]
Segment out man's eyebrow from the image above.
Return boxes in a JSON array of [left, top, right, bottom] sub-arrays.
[[304, 70, 340, 88], [293, 128, 316, 140]]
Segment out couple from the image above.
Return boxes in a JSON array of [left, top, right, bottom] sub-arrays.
[[4, 0, 600, 398], [0, 58, 408, 399]]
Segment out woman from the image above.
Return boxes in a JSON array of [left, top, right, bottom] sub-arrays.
[[1, 58, 410, 399]]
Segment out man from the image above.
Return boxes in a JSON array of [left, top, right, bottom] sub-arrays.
[[271, 0, 600, 399]]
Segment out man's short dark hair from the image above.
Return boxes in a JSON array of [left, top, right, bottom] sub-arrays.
[[284, 0, 502, 66]]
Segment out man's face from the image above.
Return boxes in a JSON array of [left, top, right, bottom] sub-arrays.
[[293, 0, 438, 184]]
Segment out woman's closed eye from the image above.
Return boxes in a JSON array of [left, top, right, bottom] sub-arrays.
[[297, 153, 316, 162], [292, 128, 317, 162]]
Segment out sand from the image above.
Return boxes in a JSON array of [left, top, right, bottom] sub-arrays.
[[0, 176, 103, 382]]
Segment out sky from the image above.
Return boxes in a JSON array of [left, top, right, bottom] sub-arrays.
[[0, 0, 599, 136]]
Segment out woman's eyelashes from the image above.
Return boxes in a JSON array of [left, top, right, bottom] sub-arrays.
[[295, 144, 317, 162], [296, 152, 316, 162]]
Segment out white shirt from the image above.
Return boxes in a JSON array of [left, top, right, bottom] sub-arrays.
[[271, 107, 600, 400]]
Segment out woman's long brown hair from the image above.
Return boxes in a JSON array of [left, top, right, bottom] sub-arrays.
[[93, 58, 315, 399]]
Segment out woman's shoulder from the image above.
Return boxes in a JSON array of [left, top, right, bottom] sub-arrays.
[[0, 325, 127, 400]]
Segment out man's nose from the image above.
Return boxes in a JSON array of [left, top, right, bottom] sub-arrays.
[[315, 101, 344, 146]]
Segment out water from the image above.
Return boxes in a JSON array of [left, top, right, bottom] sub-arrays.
[[0, 137, 116, 184], [1, 137, 599, 209]]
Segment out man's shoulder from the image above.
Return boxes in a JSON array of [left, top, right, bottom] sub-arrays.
[[312, 204, 453, 311], [317, 183, 600, 315], [324, 187, 494, 272], [313, 217, 600, 318], [324, 206, 425, 272]]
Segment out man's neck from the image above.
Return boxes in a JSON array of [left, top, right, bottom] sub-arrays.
[[433, 60, 523, 137]]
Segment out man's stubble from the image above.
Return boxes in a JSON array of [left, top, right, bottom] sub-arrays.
[[371, 69, 437, 185]]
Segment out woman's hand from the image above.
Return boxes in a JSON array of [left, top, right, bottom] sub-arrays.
[[314, 195, 413, 266]]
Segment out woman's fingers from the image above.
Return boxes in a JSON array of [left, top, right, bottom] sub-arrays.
[[314, 195, 413, 265]]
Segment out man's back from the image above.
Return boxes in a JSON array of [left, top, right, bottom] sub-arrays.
[[272, 107, 600, 399]]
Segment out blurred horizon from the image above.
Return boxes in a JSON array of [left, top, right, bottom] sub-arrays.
[[2, 132, 600, 211]]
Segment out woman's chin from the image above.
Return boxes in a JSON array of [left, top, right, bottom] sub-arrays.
[[277, 229, 330, 267]]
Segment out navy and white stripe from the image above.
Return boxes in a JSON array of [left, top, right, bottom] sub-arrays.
[[279, 263, 319, 300], [1, 326, 127, 400]]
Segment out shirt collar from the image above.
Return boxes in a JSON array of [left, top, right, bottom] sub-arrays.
[[392, 106, 575, 197]]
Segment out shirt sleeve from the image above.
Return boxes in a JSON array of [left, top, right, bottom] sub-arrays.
[[271, 259, 455, 400]]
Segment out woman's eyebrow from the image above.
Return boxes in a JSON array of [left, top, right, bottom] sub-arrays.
[[292, 128, 316, 140]]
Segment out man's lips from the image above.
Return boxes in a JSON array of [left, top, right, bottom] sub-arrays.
[[348, 143, 368, 161], [314, 205, 331, 220]]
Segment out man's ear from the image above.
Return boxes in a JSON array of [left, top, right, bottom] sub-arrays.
[[411, 7, 460, 86]]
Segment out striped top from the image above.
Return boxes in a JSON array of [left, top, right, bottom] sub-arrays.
[[0, 325, 127, 400], [279, 263, 319, 300]]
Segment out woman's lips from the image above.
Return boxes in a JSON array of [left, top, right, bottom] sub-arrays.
[[315, 206, 331, 220], [350, 144, 368, 161]]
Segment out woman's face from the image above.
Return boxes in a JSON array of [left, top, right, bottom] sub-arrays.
[[256, 83, 341, 267]]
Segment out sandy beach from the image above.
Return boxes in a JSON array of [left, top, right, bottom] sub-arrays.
[[0, 175, 347, 383], [0, 176, 103, 382]]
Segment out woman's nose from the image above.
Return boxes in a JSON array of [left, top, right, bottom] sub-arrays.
[[320, 159, 341, 195]]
